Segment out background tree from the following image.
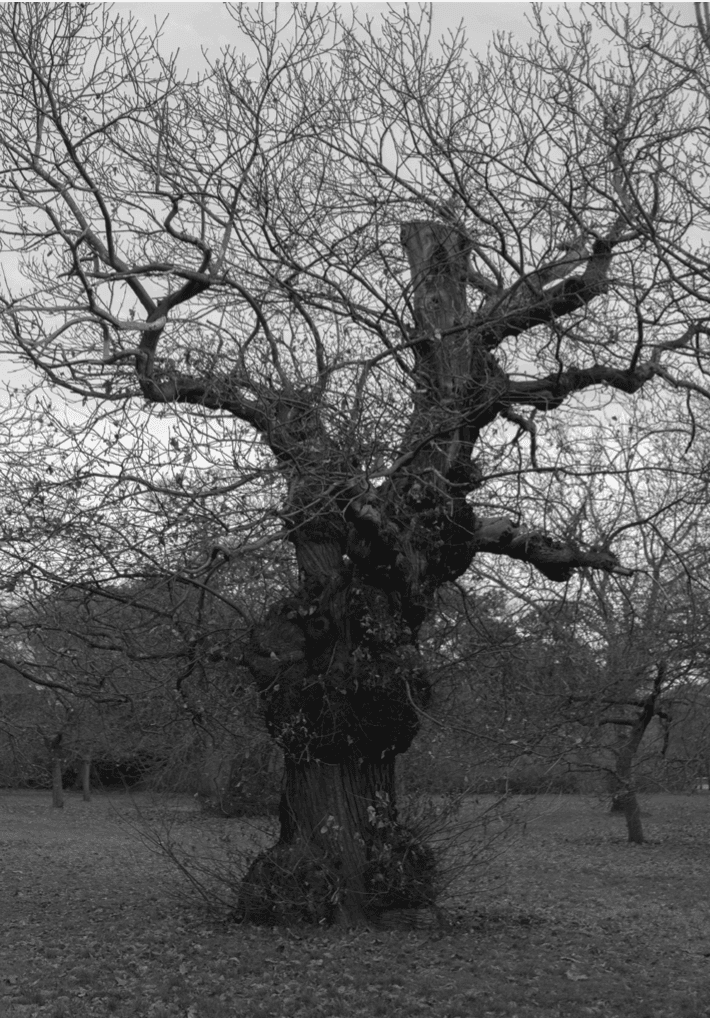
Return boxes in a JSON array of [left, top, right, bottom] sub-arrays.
[[0, 517, 287, 803], [445, 418, 710, 843], [560, 423, 710, 843], [2, 4, 710, 924]]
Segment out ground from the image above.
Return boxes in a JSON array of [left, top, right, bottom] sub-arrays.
[[1, 790, 709, 1018]]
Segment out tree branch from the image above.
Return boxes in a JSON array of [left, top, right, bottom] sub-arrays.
[[472, 516, 634, 582], [503, 362, 655, 412], [475, 236, 617, 348], [133, 350, 270, 431]]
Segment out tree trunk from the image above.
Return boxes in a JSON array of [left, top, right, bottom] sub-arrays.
[[609, 786, 643, 843], [80, 756, 91, 802], [606, 665, 668, 845], [239, 575, 437, 925], [607, 767, 627, 813], [609, 744, 644, 844], [45, 734, 64, 809], [623, 790, 643, 845], [51, 754, 64, 809], [238, 753, 434, 925], [237, 222, 486, 924]]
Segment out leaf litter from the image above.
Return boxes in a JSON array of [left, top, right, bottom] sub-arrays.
[[1, 789, 710, 1018]]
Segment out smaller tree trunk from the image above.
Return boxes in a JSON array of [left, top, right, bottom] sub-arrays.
[[606, 673, 666, 845], [623, 791, 643, 844], [609, 747, 643, 844], [45, 734, 64, 809], [80, 756, 91, 802], [609, 786, 643, 843], [609, 791, 626, 813], [51, 755, 64, 809]]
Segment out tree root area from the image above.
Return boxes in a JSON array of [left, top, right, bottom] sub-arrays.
[[235, 827, 438, 927]]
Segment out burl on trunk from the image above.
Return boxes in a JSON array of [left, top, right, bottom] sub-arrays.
[[238, 566, 439, 926]]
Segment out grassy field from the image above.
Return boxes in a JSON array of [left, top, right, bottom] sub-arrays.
[[1, 790, 709, 1018]]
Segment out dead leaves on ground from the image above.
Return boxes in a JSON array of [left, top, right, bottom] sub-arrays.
[[1, 791, 710, 1018]]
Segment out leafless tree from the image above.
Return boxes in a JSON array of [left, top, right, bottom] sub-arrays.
[[579, 449, 710, 844], [2, 3, 710, 924], [466, 421, 710, 844]]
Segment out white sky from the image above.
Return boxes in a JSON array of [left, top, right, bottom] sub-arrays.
[[113, 2, 542, 64], [111, 2, 698, 69]]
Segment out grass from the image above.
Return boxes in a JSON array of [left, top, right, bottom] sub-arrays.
[[1, 789, 710, 1017]]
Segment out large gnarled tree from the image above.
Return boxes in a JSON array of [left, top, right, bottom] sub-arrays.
[[2, 4, 710, 923]]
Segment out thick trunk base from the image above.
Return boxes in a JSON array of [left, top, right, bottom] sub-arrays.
[[236, 755, 437, 925]]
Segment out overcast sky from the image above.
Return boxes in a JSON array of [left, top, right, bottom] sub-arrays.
[[112, 2, 542, 66], [111, 2, 698, 77]]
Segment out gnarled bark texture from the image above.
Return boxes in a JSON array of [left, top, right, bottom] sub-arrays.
[[608, 756, 644, 845]]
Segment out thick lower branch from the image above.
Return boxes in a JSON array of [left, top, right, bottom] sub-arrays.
[[504, 362, 655, 412], [135, 346, 269, 428], [473, 516, 633, 581]]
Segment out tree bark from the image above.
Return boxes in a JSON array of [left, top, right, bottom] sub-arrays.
[[238, 754, 435, 925], [80, 756, 91, 802], [44, 734, 65, 809], [238, 583, 436, 925], [607, 664, 667, 844], [236, 222, 478, 924], [51, 753, 64, 809], [608, 748, 644, 845]]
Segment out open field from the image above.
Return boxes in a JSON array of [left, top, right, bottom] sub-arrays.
[[1, 790, 709, 1018]]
